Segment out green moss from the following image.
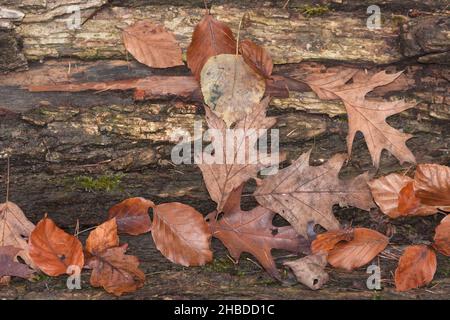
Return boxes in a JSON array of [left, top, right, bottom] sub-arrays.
[[203, 257, 236, 273], [391, 15, 407, 27], [301, 4, 330, 17], [67, 173, 124, 193]]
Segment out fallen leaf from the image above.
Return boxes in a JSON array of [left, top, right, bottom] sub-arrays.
[[311, 228, 354, 254], [0, 246, 34, 279], [239, 39, 273, 78], [368, 173, 437, 218], [304, 67, 358, 100], [208, 184, 307, 280], [122, 20, 183, 68], [187, 14, 236, 79], [414, 164, 450, 207], [284, 253, 329, 290], [108, 197, 154, 235], [87, 244, 145, 296], [254, 150, 374, 237], [434, 215, 450, 256], [85, 218, 119, 255], [327, 228, 388, 271], [200, 53, 265, 126], [305, 70, 416, 168], [29, 217, 84, 276], [0, 201, 35, 267], [197, 97, 283, 211], [152, 202, 213, 266], [395, 245, 437, 292]]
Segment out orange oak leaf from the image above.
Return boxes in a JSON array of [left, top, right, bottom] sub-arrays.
[[311, 228, 354, 254], [152, 202, 213, 266], [414, 164, 450, 207], [197, 97, 284, 212], [29, 217, 84, 276], [239, 39, 273, 78], [108, 197, 154, 235], [122, 20, 183, 68], [433, 215, 450, 256], [0, 246, 34, 279], [395, 245, 437, 292], [187, 14, 236, 80], [86, 219, 145, 296], [254, 150, 374, 237], [368, 173, 437, 218], [207, 184, 308, 280], [0, 201, 35, 268], [305, 70, 416, 168], [327, 228, 389, 271]]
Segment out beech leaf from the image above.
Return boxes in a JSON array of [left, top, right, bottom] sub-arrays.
[[311, 228, 354, 254], [108, 197, 154, 235], [0, 246, 34, 279], [284, 253, 329, 290], [200, 54, 265, 126], [85, 218, 119, 255], [414, 164, 450, 207], [152, 202, 213, 267], [254, 151, 374, 237], [239, 39, 273, 78], [122, 20, 183, 68], [29, 217, 84, 276], [395, 245, 437, 292], [434, 215, 450, 256]]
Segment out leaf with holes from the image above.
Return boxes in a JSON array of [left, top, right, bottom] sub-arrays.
[[29, 217, 84, 276], [284, 253, 329, 290], [123, 20, 183, 68], [108, 197, 154, 235], [254, 150, 374, 238]]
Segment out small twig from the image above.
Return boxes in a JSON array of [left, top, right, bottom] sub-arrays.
[[74, 219, 80, 237], [236, 14, 245, 55], [246, 257, 262, 270], [75, 225, 97, 237], [5, 155, 10, 202]]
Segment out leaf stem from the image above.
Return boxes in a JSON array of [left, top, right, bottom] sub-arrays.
[[5, 155, 10, 202]]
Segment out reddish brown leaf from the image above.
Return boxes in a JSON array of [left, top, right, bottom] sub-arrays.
[[87, 244, 145, 296], [85, 219, 119, 255], [208, 185, 307, 280], [152, 202, 212, 267], [0, 201, 35, 268], [254, 151, 374, 237], [187, 14, 236, 79], [397, 181, 421, 215], [239, 39, 273, 78], [434, 215, 450, 256], [327, 228, 389, 271], [311, 228, 354, 254], [122, 20, 183, 68], [395, 245, 437, 292], [0, 246, 34, 279], [108, 197, 154, 235], [415, 164, 450, 207], [283, 253, 329, 290], [29, 217, 84, 276], [304, 67, 357, 100]]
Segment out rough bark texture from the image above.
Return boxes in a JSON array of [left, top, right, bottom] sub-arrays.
[[0, 0, 449, 299]]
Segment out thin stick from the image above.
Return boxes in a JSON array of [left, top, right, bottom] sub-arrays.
[[203, 0, 210, 14], [5, 155, 10, 202], [236, 14, 244, 55]]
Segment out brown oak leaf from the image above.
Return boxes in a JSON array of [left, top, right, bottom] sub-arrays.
[[311, 228, 354, 254], [122, 20, 183, 68], [207, 184, 308, 280], [283, 253, 329, 290], [152, 202, 213, 267], [0, 246, 34, 279], [29, 217, 84, 276], [434, 215, 450, 256], [0, 201, 35, 267], [108, 197, 154, 235], [239, 39, 273, 79], [86, 219, 145, 296], [254, 150, 374, 237], [414, 164, 450, 207], [395, 245, 437, 292], [327, 228, 388, 271], [197, 97, 284, 212]]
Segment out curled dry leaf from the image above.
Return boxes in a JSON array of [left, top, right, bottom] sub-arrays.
[[395, 245, 437, 292], [29, 217, 84, 276], [311, 228, 354, 254], [254, 150, 374, 238], [122, 20, 183, 68], [434, 215, 450, 256], [208, 184, 308, 280], [152, 202, 213, 267], [415, 164, 450, 207], [0, 201, 35, 267], [284, 253, 329, 290], [327, 228, 388, 271], [0, 246, 34, 279], [187, 14, 236, 79], [108, 197, 154, 235], [200, 54, 265, 126], [368, 173, 436, 218], [239, 39, 273, 78], [86, 219, 145, 296], [197, 97, 283, 212]]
